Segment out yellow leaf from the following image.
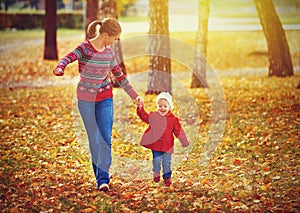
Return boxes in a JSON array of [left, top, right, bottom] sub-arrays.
[[201, 179, 208, 186], [260, 185, 267, 191], [77, 157, 87, 164], [83, 208, 95, 213], [31, 182, 39, 187]]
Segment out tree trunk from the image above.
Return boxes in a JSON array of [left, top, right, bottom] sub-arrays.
[[44, 0, 58, 60], [85, 0, 99, 40], [254, 0, 293, 77], [99, 0, 127, 87], [191, 0, 210, 88], [147, 0, 171, 95]]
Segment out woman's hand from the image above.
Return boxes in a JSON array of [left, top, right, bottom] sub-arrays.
[[53, 67, 64, 76]]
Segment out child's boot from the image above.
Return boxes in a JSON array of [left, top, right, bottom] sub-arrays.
[[153, 173, 160, 183], [164, 177, 172, 187]]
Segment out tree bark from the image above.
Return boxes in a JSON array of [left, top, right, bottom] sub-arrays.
[[147, 0, 171, 94], [85, 0, 99, 40], [191, 0, 210, 88], [44, 0, 58, 60], [254, 0, 293, 77], [99, 0, 127, 87]]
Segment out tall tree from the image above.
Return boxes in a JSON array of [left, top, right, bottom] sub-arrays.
[[147, 0, 171, 94], [191, 0, 210, 88], [44, 0, 58, 60], [85, 0, 99, 40], [99, 0, 127, 87], [254, 0, 293, 77]]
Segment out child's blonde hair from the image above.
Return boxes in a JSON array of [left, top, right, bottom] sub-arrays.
[[87, 17, 122, 38]]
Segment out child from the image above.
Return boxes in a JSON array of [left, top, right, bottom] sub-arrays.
[[136, 92, 189, 186], [53, 17, 143, 192]]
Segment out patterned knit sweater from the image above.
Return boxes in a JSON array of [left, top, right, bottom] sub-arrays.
[[55, 40, 138, 102]]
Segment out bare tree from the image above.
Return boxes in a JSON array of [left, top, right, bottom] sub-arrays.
[[191, 0, 210, 88], [254, 0, 293, 77], [147, 0, 171, 94], [44, 0, 58, 60], [99, 0, 127, 87]]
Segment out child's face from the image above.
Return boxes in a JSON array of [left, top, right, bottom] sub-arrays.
[[157, 99, 170, 116]]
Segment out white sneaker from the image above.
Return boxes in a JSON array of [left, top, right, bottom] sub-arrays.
[[99, 183, 110, 192]]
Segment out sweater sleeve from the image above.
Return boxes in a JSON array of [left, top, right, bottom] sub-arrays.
[[110, 51, 138, 99], [55, 45, 82, 71], [136, 106, 150, 124], [173, 118, 189, 147], [111, 65, 138, 100]]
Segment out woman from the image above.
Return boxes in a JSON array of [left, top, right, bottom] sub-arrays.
[[53, 18, 143, 192]]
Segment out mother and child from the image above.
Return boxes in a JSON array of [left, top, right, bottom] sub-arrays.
[[52, 17, 189, 191]]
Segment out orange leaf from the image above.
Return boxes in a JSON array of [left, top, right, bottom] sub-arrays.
[[233, 158, 242, 166], [10, 208, 20, 213], [201, 179, 208, 186]]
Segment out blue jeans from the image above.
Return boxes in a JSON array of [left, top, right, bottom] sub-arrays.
[[78, 98, 113, 186], [152, 150, 172, 179]]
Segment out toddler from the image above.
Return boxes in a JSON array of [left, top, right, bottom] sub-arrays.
[[136, 92, 189, 186]]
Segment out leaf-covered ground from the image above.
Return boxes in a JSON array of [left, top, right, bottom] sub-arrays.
[[0, 30, 299, 212], [1, 75, 299, 212]]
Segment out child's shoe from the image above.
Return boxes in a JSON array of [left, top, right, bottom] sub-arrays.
[[153, 173, 160, 183], [164, 177, 172, 187]]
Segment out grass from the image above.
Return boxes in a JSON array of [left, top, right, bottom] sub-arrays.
[[119, 16, 149, 22], [0, 28, 83, 43]]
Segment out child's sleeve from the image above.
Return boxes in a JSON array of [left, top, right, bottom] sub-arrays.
[[136, 106, 150, 124], [173, 118, 189, 147]]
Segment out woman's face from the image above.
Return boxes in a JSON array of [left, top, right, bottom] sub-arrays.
[[157, 99, 170, 116], [104, 33, 120, 46]]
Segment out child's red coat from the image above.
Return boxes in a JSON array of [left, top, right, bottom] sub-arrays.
[[137, 107, 189, 153]]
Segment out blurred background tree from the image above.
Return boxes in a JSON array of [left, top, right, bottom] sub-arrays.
[[191, 0, 210, 88], [43, 0, 58, 60], [85, 0, 98, 39], [254, 0, 294, 77], [116, 0, 137, 16], [99, 0, 127, 87], [147, 0, 171, 94]]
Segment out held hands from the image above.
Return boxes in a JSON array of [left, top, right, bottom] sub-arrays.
[[53, 67, 64, 76], [135, 96, 144, 109]]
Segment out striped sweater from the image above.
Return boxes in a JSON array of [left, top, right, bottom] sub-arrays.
[[55, 40, 138, 102]]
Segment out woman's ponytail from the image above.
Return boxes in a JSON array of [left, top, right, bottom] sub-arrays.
[[87, 20, 102, 38], [87, 18, 121, 38]]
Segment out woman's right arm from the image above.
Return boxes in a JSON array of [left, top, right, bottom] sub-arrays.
[[53, 45, 82, 76]]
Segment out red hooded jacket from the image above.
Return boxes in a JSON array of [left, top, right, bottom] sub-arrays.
[[137, 107, 189, 153]]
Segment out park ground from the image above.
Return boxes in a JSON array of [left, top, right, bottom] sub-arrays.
[[0, 28, 299, 212]]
